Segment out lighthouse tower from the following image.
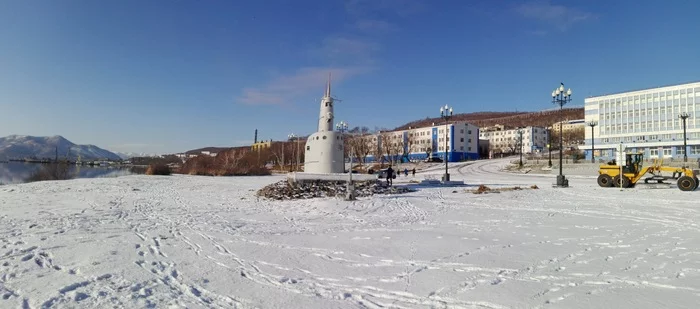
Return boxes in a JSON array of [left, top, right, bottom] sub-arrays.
[[303, 74, 344, 174]]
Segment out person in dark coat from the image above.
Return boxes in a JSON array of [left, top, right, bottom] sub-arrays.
[[386, 166, 394, 186], [412, 168, 416, 176]]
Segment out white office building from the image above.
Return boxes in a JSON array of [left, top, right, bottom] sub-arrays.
[[363, 121, 480, 163], [478, 125, 549, 155], [583, 81, 700, 161]]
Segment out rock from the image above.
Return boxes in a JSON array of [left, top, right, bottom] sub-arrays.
[[256, 180, 415, 200]]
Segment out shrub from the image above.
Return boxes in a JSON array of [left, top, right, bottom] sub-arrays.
[[146, 164, 171, 175], [25, 163, 74, 182], [178, 149, 271, 176]]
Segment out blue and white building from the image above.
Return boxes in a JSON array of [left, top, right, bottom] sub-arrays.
[[362, 121, 480, 163], [583, 81, 700, 161]]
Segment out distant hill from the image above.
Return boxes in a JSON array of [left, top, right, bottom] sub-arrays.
[[0, 135, 121, 161], [185, 146, 246, 155], [395, 108, 584, 131]]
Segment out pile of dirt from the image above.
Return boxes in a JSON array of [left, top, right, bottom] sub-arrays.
[[468, 184, 539, 194], [257, 180, 415, 200]]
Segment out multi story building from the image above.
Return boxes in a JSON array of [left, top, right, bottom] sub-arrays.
[[583, 81, 700, 160], [478, 125, 549, 155], [360, 121, 480, 162], [550, 119, 585, 134]]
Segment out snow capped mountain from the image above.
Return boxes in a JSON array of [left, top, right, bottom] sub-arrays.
[[114, 152, 159, 160], [0, 135, 121, 161]]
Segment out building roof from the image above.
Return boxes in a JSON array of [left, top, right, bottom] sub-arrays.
[[586, 80, 700, 99]]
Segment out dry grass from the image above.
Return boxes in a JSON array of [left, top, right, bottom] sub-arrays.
[[146, 164, 171, 175]]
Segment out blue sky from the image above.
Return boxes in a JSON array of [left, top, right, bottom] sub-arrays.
[[1, 0, 699, 154]]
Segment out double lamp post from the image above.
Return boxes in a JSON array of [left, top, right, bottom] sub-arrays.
[[440, 104, 453, 182], [551, 83, 572, 188]]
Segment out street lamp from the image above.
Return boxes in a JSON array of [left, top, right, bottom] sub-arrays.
[[587, 121, 598, 163], [288, 133, 299, 171], [551, 83, 572, 187], [679, 112, 690, 163], [336, 121, 349, 168], [336, 121, 355, 201], [440, 104, 453, 182], [517, 129, 525, 167]]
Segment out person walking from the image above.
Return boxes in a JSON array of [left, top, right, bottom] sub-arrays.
[[404, 168, 408, 176], [386, 166, 394, 186], [412, 168, 416, 177]]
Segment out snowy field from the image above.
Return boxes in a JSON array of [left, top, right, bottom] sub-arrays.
[[1, 158, 700, 308]]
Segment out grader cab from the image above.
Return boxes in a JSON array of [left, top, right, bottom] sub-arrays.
[[597, 152, 699, 191]]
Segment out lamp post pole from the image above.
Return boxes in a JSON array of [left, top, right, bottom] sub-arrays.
[[679, 112, 690, 163], [587, 121, 598, 163], [548, 128, 552, 167], [517, 129, 524, 167], [551, 83, 572, 187], [288, 133, 298, 171], [440, 105, 453, 182], [336, 121, 355, 200]]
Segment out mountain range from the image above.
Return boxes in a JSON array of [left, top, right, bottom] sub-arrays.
[[0, 135, 121, 161]]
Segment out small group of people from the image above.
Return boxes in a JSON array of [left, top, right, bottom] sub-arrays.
[[384, 166, 416, 186]]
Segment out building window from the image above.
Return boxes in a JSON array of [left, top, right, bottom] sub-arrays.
[[460, 138, 464, 142], [322, 136, 327, 140], [306, 146, 310, 151], [691, 145, 700, 155], [677, 147, 685, 155], [460, 146, 464, 150]]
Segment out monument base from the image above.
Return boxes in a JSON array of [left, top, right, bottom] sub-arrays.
[[287, 172, 377, 184]]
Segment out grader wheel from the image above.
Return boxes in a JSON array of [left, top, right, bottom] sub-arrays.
[[613, 175, 631, 188], [597, 174, 613, 187], [677, 176, 697, 192]]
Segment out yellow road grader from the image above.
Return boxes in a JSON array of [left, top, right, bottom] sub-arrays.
[[597, 152, 699, 191]]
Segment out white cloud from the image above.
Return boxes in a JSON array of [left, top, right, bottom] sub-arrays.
[[236, 1, 418, 106], [515, 0, 593, 32], [317, 37, 380, 63], [236, 66, 373, 106]]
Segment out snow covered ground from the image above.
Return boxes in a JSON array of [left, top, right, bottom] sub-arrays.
[[1, 158, 699, 308]]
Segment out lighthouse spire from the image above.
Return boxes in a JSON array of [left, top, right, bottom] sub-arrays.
[[325, 72, 332, 98]]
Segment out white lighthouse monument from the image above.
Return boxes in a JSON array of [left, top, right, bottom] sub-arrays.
[[303, 75, 345, 174]]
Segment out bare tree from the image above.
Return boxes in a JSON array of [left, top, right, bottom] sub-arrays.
[[391, 134, 406, 163], [405, 131, 419, 162], [379, 133, 396, 165], [372, 134, 386, 166], [268, 142, 294, 170]]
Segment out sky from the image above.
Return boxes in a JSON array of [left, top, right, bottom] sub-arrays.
[[1, 0, 700, 154]]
